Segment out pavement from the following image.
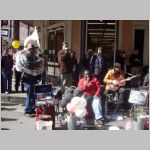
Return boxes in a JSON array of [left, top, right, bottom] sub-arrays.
[[1, 100, 68, 130], [1, 92, 133, 130], [1, 78, 136, 130]]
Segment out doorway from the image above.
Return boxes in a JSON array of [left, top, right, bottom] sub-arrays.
[[134, 29, 144, 64], [48, 27, 64, 76], [84, 20, 118, 67]]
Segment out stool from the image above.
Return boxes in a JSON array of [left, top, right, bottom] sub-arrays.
[[105, 92, 121, 121]]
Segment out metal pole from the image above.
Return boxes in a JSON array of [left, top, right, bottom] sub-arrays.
[[9, 20, 12, 38]]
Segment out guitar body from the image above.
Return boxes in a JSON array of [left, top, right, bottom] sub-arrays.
[[109, 81, 125, 91], [108, 75, 138, 91], [109, 83, 119, 91]]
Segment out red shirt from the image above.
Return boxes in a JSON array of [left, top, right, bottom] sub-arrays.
[[78, 77, 101, 96]]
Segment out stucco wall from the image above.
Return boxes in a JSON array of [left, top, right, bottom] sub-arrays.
[[121, 20, 134, 56], [71, 20, 81, 63]]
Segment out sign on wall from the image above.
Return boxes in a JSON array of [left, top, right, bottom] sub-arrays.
[[1, 29, 9, 37]]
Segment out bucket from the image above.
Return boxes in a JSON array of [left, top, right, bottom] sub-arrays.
[[132, 117, 145, 130], [66, 114, 79, 130], [36, 120, 53, 130]]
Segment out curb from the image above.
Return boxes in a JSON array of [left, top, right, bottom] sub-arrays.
[[1, 93, 26, 104]]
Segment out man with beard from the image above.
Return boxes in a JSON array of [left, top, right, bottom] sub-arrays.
[[103, 63, 126, 113]]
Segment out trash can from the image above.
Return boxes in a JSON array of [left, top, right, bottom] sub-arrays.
[[66, 113, 79, 130]]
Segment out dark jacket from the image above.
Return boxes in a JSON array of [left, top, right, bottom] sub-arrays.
[[90, 54, 108, 83], [58, 49, 72, 74], [1, 54, 13, 71], [129, 54, 142, 67]]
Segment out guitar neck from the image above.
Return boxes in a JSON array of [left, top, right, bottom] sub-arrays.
[[121, 76, 136, 82]]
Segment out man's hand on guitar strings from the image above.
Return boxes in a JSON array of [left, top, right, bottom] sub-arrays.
[[112, 80, 119, 85]]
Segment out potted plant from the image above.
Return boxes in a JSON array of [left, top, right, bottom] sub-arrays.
[[130, 105, 146, 130]]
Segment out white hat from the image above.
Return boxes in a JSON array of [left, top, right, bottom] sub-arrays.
[[24, 27, 40, 49]]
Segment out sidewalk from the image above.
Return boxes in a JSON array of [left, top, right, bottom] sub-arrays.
[[1, 92, 132, 130], [1, 78, 133, 130], [1, 100, 132, 130], [1, 100, 68, 130]]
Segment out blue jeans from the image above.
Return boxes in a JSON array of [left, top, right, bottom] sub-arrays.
[[83, 95, 103, 120], [92, 96, 103, 120], [23, 78, 38, 114], [1, 69, 12, 92]]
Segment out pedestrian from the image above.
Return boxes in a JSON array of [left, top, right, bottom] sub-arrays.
[[1, 48, 13, 94], [58, 42, 73, 93], [21, 43, 43, 117], [116, 50, 127, 72], [70, 51, 79, 87], [129, 50, 142, 87], [90, 46, 108, 84], [83, 49, 94, 70], [129, 49, 142, 75], [13, 48, 24, 93]]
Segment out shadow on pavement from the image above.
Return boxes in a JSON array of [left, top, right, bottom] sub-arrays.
[[1, 117, 18, 122], [1, 102, 19, 106], [1, 128, 10, 130], [1, 107, 17, 111]]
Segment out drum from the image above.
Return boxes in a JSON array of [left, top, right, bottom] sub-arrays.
[[128, 89, 148, 105]]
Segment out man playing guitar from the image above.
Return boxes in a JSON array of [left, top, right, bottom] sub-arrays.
[[104, 63, 126, 91], [103, 63, 127, 113], [103, 63, 139, 115]]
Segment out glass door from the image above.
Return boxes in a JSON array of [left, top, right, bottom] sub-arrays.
[[48, 27, 64, 77], [86, 20, 118, 67]]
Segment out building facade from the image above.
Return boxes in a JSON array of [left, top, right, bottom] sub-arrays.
[[1, 20, 149, 76]]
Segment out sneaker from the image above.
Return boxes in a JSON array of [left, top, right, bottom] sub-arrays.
[[24, 113, 35, 118], [95, 119, 104, 125], [95, 118, 107, 125], [5, 92, 9, 94], [103, 116, 109, 123]]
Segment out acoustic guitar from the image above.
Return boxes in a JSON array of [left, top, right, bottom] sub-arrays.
[[108, 75, 140, 91]]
